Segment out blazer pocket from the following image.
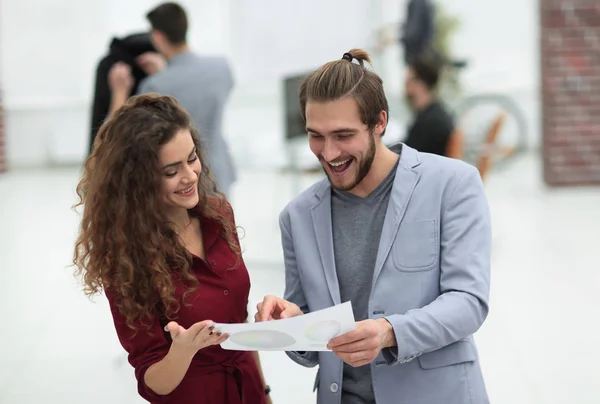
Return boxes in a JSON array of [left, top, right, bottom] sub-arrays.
[[417, 341, 476, 370], [393, 219, 438, 271]]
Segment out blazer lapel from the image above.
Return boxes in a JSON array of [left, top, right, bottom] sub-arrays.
[[372, 147, 421, 286], [311, 185, 341, 305]]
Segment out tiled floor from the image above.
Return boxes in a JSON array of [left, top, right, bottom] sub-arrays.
[[1, 151, 599, 404]]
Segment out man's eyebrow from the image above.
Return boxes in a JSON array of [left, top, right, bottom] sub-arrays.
[[331, 128, 358, 134], [306, 127, 358, 134]]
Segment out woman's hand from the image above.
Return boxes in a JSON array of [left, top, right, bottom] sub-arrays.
[[143, 320, 229, 394], [165, 320, 229, 356]]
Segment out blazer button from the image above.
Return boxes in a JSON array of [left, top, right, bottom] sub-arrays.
[[223, 290, 229, 296], [211, 260, 216, 265], [329, 383, 339, 393]]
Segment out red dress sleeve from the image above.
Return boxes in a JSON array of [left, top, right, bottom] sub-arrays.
[[104, 288, 170, 403]]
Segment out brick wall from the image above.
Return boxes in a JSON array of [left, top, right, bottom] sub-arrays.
[[541, 0, 600, 186], [0, 89, 5, 173]]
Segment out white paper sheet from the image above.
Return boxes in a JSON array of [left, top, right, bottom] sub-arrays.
[[214, 301, 356, 351]]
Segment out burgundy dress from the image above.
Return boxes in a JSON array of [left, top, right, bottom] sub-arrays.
[[105, 201, 266, 404]]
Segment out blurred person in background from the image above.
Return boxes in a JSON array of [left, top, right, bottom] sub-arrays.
[[73, 94, 270, 404], [376, 0, 436, 65], [256, 49, 491, 404], [108, 2, 237, 198], [401, 0, 436, 64], [89, 32, 156, 155], [390, 53, 456, 157]]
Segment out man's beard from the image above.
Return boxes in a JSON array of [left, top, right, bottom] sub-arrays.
[[323, 133, 376, 191]]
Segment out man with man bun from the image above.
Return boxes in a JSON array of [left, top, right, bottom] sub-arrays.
[[256, 49, 491, 404]]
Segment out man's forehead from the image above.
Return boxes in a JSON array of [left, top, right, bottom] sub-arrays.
[[306, 99, 362, 125]]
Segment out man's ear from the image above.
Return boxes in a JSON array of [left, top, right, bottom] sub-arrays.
[[374, 110, 388, 138]]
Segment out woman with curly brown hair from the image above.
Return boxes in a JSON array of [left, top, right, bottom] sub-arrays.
[[72, 93, 269, 404]]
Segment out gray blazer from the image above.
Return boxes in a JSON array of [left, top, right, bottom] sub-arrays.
[[138, 51, 237, 196], [280, 145, 491, 404]]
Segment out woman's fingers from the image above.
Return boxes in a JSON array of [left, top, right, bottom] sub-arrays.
[[206, 332, 229, 346], [188, 320, 214, 339], [215, 333, 229, 344], [168, 319, 227, 348], [165, 321, 185, 339]]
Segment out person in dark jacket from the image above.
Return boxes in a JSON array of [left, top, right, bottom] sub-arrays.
[[89, 33, 156, 154], [401, 0, 436, 64]]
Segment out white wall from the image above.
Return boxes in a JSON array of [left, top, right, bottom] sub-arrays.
[[0, 0, 540, 169], [229, 0, 374, 84]]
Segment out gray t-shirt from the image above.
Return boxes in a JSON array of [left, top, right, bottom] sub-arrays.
[[331, 157, 399, 404]]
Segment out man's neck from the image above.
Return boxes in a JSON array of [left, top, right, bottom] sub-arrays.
[[349, 145, 399, 198], [164, 43, 190, 60]]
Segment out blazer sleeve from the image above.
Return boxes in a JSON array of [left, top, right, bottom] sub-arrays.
[[222, 57, 235, 93], [381, 164, 491, 365], [104, 288, 171, 402], [279, 208, 319, 368], [137, 76, 157, 95]]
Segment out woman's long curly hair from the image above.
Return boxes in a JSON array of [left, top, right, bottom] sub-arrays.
[[72, 94, 240, 331]]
